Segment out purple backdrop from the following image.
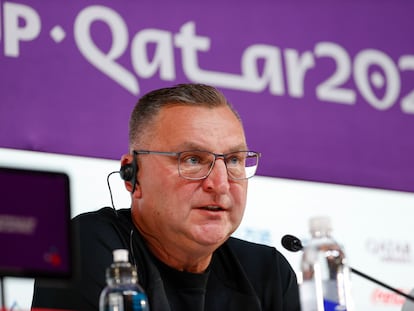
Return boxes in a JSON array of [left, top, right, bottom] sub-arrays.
[[1, 1, 414, 192]]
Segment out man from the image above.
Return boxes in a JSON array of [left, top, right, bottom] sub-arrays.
[[32, 84, 300, 310]]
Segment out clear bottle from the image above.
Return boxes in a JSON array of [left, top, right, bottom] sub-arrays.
[[299, 217, 353, 311], [99, 249, 150, 311]]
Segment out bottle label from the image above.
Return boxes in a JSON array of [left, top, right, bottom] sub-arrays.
[[109, 292, 124, 311], [300, 281, 347, 311], [324, 299, 347, 311], [101, 290, 149, 311], [132, 293, 149, 311]]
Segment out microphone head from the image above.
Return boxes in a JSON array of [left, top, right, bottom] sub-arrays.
[[281, 234, 304, 252]]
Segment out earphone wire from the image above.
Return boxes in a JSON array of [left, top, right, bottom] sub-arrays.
[[129, 229, 137, 269], [107, 170, 120, 216]]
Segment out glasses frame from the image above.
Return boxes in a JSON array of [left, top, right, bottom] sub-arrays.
[[133, 150, 261, 180]]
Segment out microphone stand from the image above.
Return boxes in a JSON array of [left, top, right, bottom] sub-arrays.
[[350, 266, 414, 302], [281, 234, 414, 302]]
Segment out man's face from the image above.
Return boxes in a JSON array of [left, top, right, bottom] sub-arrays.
[[132, 105, 249, 258]]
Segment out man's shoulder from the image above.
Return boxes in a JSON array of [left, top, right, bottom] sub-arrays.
[[217, 237, 298, 300], [73, 207, 131, 225], [227, 236, 275, 254], [225, 236, 291, 270], [223, 239, 300, 310], [72, 207, 133, 242]]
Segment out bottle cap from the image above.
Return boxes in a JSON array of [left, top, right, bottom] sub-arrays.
[[113, 249, 129, 262], [309, 216, 332, 234]]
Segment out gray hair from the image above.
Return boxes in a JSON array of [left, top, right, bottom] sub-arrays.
[[128, 83, 241, 149]]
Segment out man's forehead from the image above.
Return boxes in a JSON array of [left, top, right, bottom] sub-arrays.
[[143, 105, 245, 150]]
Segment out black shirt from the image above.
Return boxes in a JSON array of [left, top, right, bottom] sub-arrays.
[[154, 257, 209, 311], [32, 207, 300, 311]]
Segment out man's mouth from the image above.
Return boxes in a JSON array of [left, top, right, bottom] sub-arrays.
[[200, 205, 224, 211]]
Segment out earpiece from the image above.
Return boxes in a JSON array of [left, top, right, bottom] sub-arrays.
[[119, 153, 138, 193], [120, 163, 135, 182]]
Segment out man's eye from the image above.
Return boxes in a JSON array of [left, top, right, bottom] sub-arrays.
[[182, 155, 201, 165], [227, 156, 241, 165]]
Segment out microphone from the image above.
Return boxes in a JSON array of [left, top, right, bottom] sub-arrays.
[[281, 234, 414, 303]]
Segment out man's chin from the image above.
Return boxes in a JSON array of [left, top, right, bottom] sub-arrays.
[[193, 226, 233, 247]]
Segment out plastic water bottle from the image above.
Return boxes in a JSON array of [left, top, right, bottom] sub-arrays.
[[99, 249, 150, 311], [299, 217, 353, 311]]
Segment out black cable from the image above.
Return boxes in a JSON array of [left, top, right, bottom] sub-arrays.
[[129, 229, 137, 269], [107, 171, 120, 216], [351, 267, 414, 302]]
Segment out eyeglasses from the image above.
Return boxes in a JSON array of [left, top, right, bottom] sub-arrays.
[[133, 150, 261, 180]]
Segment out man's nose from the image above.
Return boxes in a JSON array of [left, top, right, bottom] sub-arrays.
[[203, 158, 230, 192]]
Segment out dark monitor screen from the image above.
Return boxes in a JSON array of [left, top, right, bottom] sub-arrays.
[[0, 167, 73, 279]]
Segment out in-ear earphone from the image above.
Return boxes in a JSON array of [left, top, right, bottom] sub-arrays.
[[119, 163, 134, 181], [119, 152, 138, 193], [107, 153, 138, 217]]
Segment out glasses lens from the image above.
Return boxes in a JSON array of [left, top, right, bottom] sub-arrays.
[[226, 151, 259, 180], [178, 151, 213, 179], [178, 151, 259, 180]]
